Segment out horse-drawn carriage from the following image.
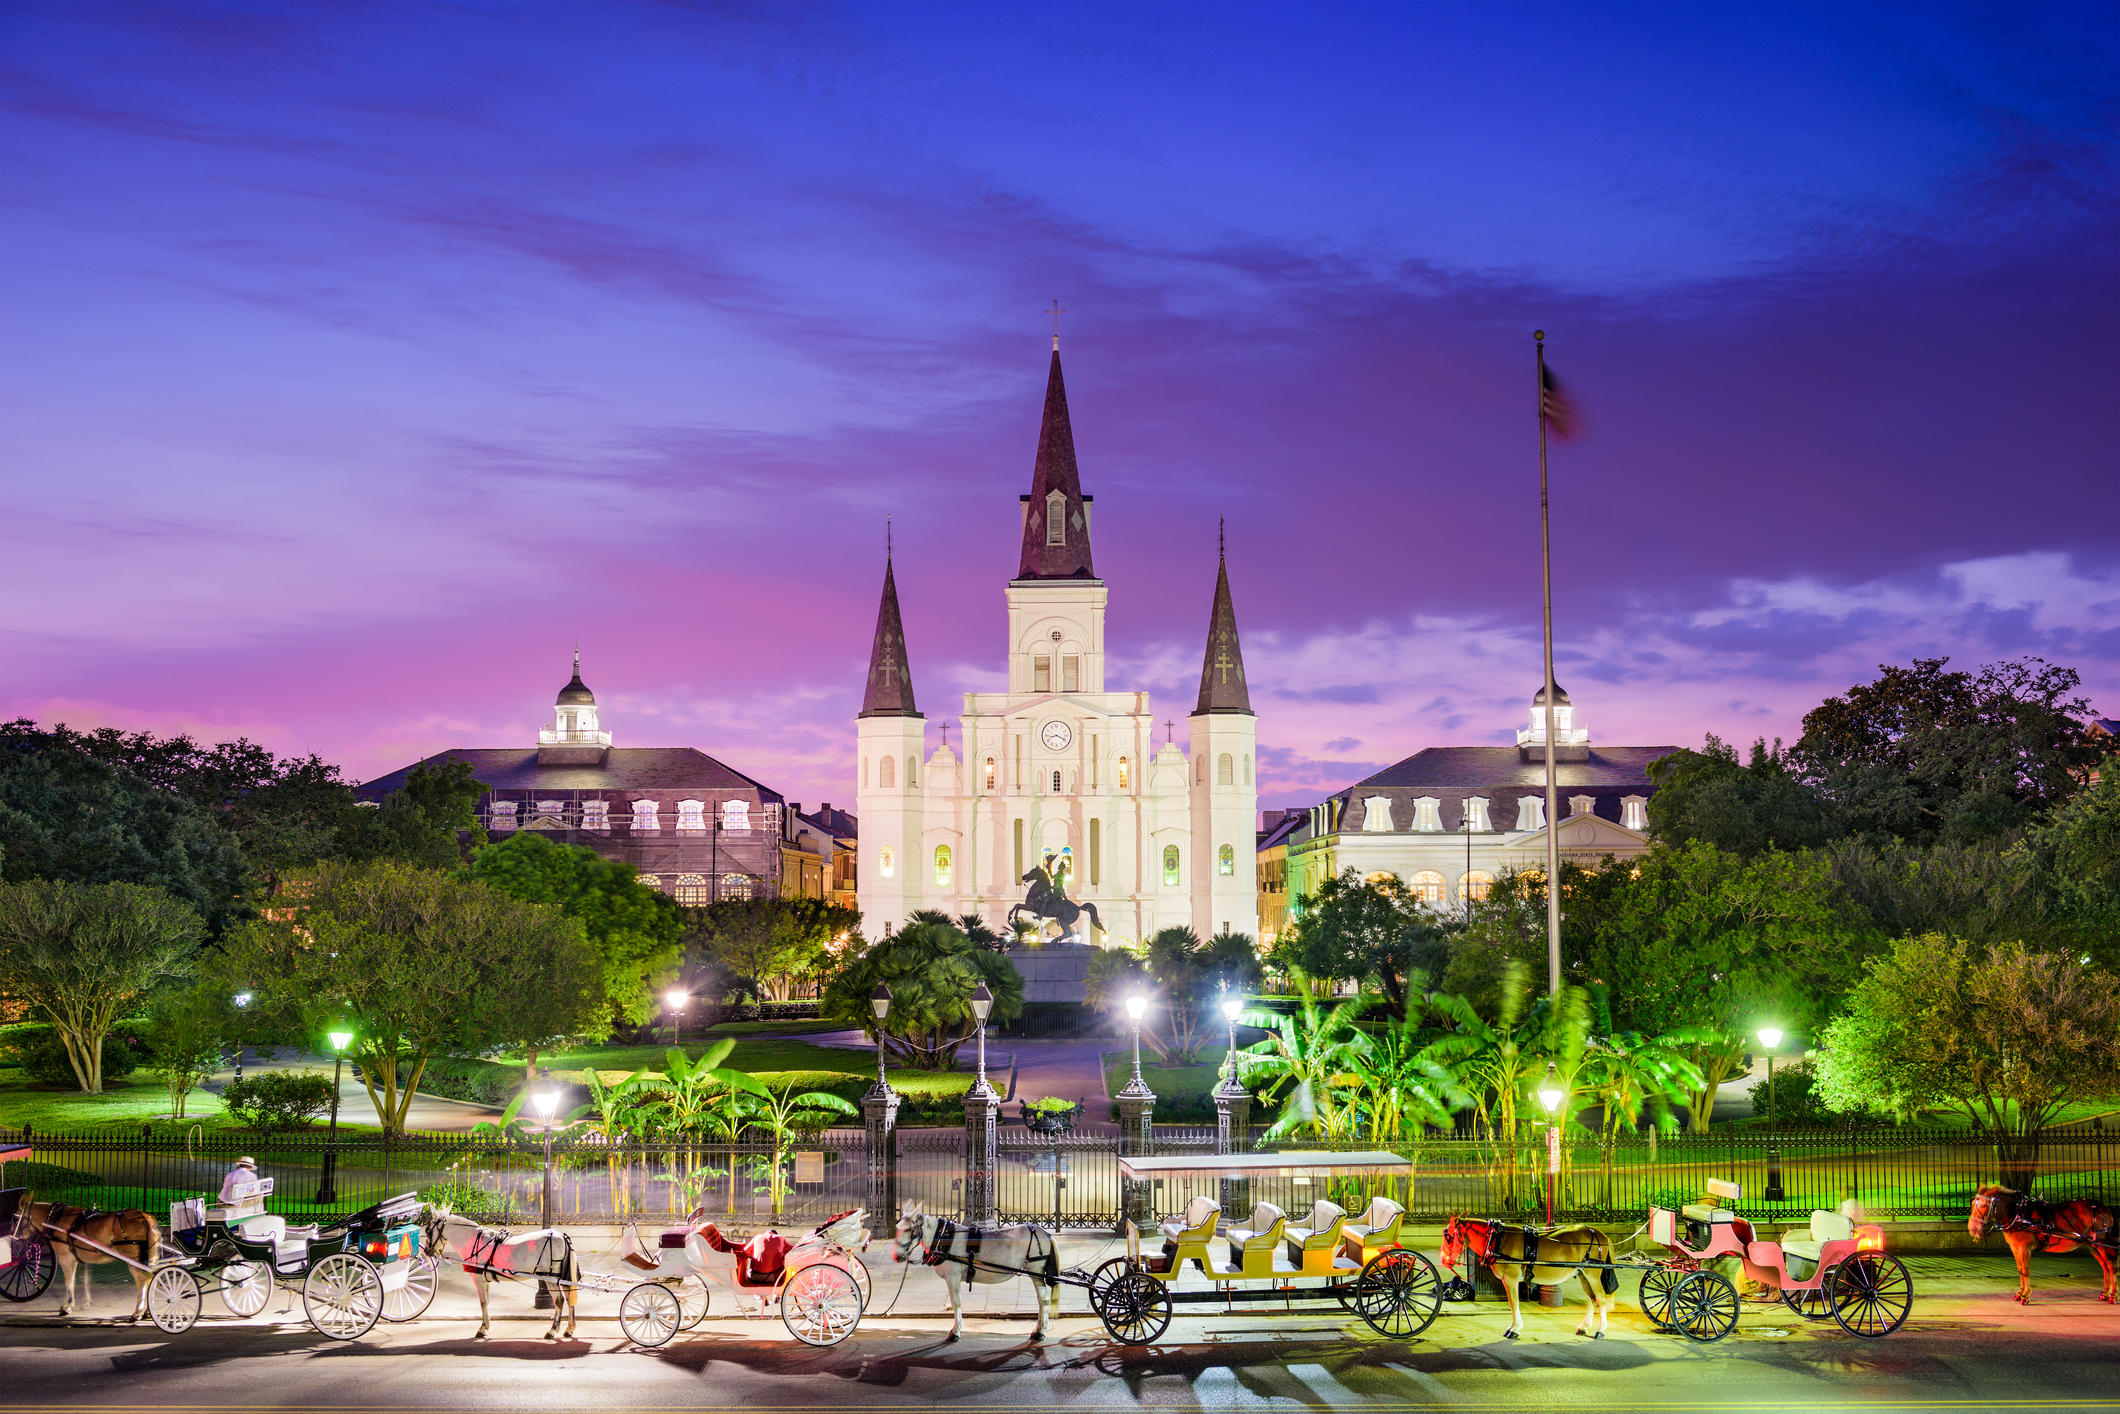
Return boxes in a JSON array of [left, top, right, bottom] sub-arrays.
[[613, 1208, 873, 1348], [0, 1183, 55, 1305], [1087, 1152, 1444, 1345]]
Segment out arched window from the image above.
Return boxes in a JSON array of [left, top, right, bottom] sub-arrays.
[[1052, 770, 1062, 793], [908, 756, 919, 789], [1460, 870, 1494, 903], [1117, 756, 1130, 790], [878, 846, 895, 878], [673, 873, 710, 905], [984, 757, 996, 790], [1243, 754, 1252, 786], [636, 874, 663, 891], [1046, 488, 1067, 545], [934, 845, 952, 888], [1408, 870, 1445, 905], [1218, 843, 1235, 876], [1162, 845, 1181, 886], [719, 873, 754, 901], [879, 756, 895, 788], [1217, 753, 1233, 786]]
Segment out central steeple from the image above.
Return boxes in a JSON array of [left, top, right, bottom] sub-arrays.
[[1015, 350, 1098, 582]]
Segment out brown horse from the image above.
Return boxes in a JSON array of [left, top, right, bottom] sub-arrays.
[[1440, 1216, 1619, 1339], [28, 1200, 162, 1320], [1968, 1186, 2117, 1305]]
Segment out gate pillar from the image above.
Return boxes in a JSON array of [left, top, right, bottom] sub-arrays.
[[862, 1079, 900, 1240], [1213, 1069, 1252, 1215], [1116, 1075, 1156, 1232], [962, 1074, 1001, 1225]]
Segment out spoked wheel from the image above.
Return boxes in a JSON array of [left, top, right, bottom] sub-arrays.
[[1087, 1257, 1133, 1317], [0, 1235, 54, 1302], [303, 1253, 383, 1341], [1638, 1267, 1683, 1329], [146, 1266, 202, 1334], [380, 1254, 440, 1322], [1098, 1270, 1172, 1346], [1826, 1252, 1913, 1339], [781, 1263, 863, 1347], [1669, 1270, 1740, 1343], [620, 1282, 682, 1348], [1352, 1248, 1442, 1339], [678, 1281, 711, 1331], [841, 1253, 873, 1311], [219, 1258, 272, 1317], [1779, 1263, 1837, 1321]]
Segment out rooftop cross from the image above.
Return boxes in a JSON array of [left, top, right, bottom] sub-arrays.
[[1047, 299, 1066, 349]]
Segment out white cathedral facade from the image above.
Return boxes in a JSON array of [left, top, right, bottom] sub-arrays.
[[855, 347, 1259, 947]]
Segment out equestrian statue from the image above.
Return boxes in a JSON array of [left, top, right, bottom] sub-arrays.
[[1007, 857, 1101, 943]]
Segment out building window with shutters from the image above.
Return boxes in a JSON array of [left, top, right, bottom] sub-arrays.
[[934, 845, 952, 888], [1218, 843, 1235, 876], [1243, 754, 1252, 786], [878, 847, 895, 878], [908, 756, 919, 790], [1013, 818, 1024, 879], [879, 756, 895, 788], [1062, 655, 1079, 692], [1162, 845, 1181, 887], [1015, 737, 1024, 787], [1217, 753, 1233, 786], [1034, 656, 1051, 692]]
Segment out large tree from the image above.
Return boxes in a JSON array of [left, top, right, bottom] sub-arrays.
[[1645, 735, 1844, 854], [220, 860, 598, 1132], [1791, 656, 2098, 844], [1815, 935, 2120, 1189], [688, 896, 857, 1002], [470, 832, 684, 1025], [0, 879, 202, 1091], [820, 920, 1024, 1070], [338, 760, 488, 869], [1273, 869, 1455, 1007]]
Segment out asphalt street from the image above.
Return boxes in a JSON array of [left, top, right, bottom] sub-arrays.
[[5, 1250, 2118, 1413]]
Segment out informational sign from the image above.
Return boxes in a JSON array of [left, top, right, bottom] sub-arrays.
[[794, 1151, 825, 1186], [1547, 1125, 1562, 1175]]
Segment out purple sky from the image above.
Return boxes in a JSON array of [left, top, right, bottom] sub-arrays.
[[5, 3, 2116, 814]]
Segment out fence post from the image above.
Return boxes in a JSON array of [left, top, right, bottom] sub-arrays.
[[962, 1079, 1000, 1226], [1116, 1074, 1156, 1233], [863, 1080, 901, 1240], [1213, 1071, 1251, 1217]]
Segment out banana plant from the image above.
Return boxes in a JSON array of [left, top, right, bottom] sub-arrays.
[[633, 1040, 770, 1208], [568, 1067, 652, 1215], [749, 1080, 858, 1214], [1237, 977, 1374, 1143]]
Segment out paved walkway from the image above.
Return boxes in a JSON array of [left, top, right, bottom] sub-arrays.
[[205, 1048, 504, 1133]]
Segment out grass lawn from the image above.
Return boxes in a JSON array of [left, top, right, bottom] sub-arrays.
[[1101, 1048, 1242, 1106], [0, 1066, 398, 1140]]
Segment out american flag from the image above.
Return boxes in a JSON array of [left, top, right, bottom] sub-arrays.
[[1541, 362, 1582, 442]]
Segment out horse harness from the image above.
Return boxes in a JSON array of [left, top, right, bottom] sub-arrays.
[[916, 1217, 1055, 1288], [1464, 1219, 1540, 1270], [36, 1203, 151, 1260], [1997, 1199, 2116, 1251]]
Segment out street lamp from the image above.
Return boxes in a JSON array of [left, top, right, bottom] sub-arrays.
[[1220, 992, 1245, 1084], [1759, 1027, 1785, 1201], [231, 992, 252, 1084], [533, 1083, 560, 1308], [315, 1028, 352, 1203], [968, 980, 994, 1090], [1125, 993, 1149, 1090], [667, 989, 689, 1049], [1538, 1063, 1564, 1226], [870, 983, 894, 1095]]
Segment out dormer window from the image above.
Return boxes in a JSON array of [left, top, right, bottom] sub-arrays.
[[581, 800, 609, 832], [1464, 796, 1492, 832], [1621, 795, 1648, 831], [676, 800, 707, 833], [1568, 795, 1597, 818], [631, 800, 660, 832], [490, 800, 519, 832], [1361, 796, 1394, 832], [1516, 795, 1545, 831], [1412, 797, 1443, 832], [721, 800, 751, 833], [1046, 489, 1067, 545]]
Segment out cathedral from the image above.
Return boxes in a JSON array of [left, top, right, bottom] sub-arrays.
[[855, 346, 1259, 946]]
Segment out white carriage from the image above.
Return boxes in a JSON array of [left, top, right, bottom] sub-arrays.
[[613, 1208, 872, 1348]]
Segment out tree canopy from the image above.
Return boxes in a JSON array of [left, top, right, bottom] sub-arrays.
[[0, 879, 203, 1091], [1089, 926, 1262, 1063], [1645, 735, 1844, 854], [469, 832, 684, 1024], [688, 896, 857, 1002], [1273, 869, 1454, 1007], [338, 760, 487, 869], [819, 920, 1023, 1070]]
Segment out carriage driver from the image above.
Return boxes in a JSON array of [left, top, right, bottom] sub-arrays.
[[219, 1155, 261, 1206]]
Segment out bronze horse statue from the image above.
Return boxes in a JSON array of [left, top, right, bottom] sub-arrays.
[[1007, 865, 1101, 942], [1968, 1186, 2117, 1305]]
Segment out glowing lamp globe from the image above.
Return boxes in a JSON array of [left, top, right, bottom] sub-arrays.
[[1758, 1027, 1783, 1051]]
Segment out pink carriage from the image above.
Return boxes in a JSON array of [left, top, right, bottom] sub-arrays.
[[614, 1208, 872, 1348]]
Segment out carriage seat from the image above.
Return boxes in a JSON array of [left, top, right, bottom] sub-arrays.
[[1681, 1178, 1745, 1224], [1219, 1202, 1291, 1278], [1341, 1196, 1406, 1258], [1160, 1196, 1222, 1245], [1780, 1208, 1855, 1263], [232, 1213, 321, 1271], [1285, 1200, 1348, 1272]]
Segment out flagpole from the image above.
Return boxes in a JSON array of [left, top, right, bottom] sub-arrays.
[[1536, 329, 1560, 1000]]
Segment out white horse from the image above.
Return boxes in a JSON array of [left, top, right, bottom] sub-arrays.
[[891, 1203, 1059, 1342], [429, 1210, 579, 1340]]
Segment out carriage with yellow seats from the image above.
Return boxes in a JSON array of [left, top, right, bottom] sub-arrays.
[[1088, 1152, 1443, 1345]]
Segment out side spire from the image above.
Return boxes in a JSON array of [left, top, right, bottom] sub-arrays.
[[1016, 349, 1097, 581], [859, 546, 921, 719], [1194, 528, 1252, 715]]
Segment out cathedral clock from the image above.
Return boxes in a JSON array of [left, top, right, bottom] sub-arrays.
[[1040, 719, 1073, 751]]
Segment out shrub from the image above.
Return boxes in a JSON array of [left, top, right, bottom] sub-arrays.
[[1748, 1056, 1844, 1126], [412, 1056, 523, 1106], [1026, 1096, 1078, 1114], [0, 1022, 145, 1087], [221, 1072, 335, 1129]]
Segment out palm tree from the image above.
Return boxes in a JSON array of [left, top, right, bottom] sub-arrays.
[[1237, 977, 1373, 1144]]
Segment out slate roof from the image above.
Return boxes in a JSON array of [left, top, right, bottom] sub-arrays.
[[1352, 745, 1675, 791], [1015, 350, 1097, 581], [1256, 808, 1304, 851], [1194, 546, 1253, 715], [355, 748, 782, 800], [797, 803, 859, 840], [858, 556, 920, 718]]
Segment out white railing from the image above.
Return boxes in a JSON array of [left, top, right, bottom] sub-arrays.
[[538, 728, 612, 746]]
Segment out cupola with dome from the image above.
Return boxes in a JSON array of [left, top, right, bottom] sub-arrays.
[[540, 649, 611, 765], [1517, 679, 1589, 761]]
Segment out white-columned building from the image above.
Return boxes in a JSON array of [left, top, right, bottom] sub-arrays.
[[855, 346, 1259, 945]]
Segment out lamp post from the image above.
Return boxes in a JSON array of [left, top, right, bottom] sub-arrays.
[[667, 989, 689, 1049], [231, 992, 252, 1084], [870, 983, 894, 1092], [968, 980, 994, 1091], [1537, 1063, 1564, 1228], [1125, 994, 1148, 1091], [1213, 991, 1252, 1212], [1116, 992, 1158, 1226], [533, 1084, 560, 1309], [963, 980, 999, 1224], [861, 982, 899, 1240], [1758, 1027, 1785, 1202], [315, 1028, 352, 1203]]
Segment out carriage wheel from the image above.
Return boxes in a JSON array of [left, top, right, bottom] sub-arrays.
[[1352, 1249, 1442, 1339], [0, 1235, 53, 1302], [146, 1266, 202, 1334], [1087, 1256, 1134, 1317], [1826, 1253, 1913, 1339], [1670, 1270, 1739, 1343], [678, 1280, 711, 1330], [781, 1263, 863, 1347], [380, 1254, 440, 1322], [1098, 1271, 1172, 1346], [303, 1253, 383, 1341], [620, 1282, 682, 1348], [841, 1253, 873, 1310], [1638, 1267, 1682, 1329], [219, 1258, 271, 1318], [1779, 1263, 1837, 1322]]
